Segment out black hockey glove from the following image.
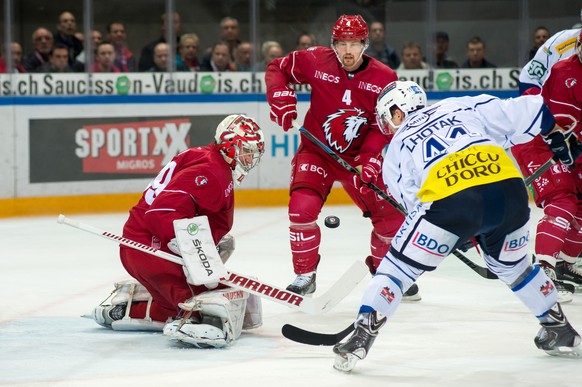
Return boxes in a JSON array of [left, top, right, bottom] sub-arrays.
[[542, 131, 582, 167]]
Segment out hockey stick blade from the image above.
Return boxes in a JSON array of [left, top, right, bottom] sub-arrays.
[[292, 122, 497, 281], [57, 214, 368, 314], [282, 323, 354, 346]]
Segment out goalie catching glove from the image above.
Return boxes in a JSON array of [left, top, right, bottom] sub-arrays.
[[268, 87, 297, 131], [542, 129, 582, 167]]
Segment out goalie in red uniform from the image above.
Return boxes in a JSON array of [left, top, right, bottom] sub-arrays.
[[512, 30, 582, 303], [265, 14, 414, 298], [87, 114, 265, 348]]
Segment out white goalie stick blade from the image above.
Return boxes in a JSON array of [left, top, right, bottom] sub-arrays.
[[57, 215, 368, 314]]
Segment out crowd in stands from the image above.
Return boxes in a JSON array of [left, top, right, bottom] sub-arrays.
[[0, 9, 555, 74]]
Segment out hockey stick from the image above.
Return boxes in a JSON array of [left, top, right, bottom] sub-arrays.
[[57, 214, 368, 315], [292, 122, 497, 280], [524, 157, 556, 186], [282, 322, 354, 346]]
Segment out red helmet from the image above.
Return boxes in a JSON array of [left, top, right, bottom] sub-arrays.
[[331, 15, 368, 41]]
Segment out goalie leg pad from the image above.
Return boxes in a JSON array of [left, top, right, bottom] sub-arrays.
[[163, 320, 228, 348], [89, 279, 165, 331], [172, 288, 249, 346], [243, 293, 263, 330]]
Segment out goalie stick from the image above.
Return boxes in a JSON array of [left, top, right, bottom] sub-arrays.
[[292, 121, 497, 280], [57, 214, 368, 315]]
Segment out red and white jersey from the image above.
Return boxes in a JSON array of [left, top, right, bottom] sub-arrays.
[[123, 144, 235, 251], [541, 54, 582, 134], [266, 46, 398, 161]]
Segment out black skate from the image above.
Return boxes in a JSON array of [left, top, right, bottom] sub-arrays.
[[538, 264, 574, 303], [555, 261, 582, 289], [333, 310, 387, 372], [286, 272, 316, 295], [535, 303, 582, 358], [403, 283, 421, 302]]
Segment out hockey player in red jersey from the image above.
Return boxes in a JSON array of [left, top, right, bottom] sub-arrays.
[[512, 31, 582, 302], [88, 114, 265, 348], [265, 14, 410, 297]]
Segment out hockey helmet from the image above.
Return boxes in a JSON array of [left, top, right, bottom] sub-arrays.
[[215, 114, 265, 185], [331, 15, 368, 42], [376, 81, 427, 132], [577, 29, 582, 63]]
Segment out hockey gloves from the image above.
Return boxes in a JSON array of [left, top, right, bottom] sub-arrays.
[[542, 130, 582, 167], [355, 154, 383, 194], [268, 87, 297, 131]]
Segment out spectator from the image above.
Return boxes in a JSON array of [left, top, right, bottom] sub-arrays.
[[254, 41, 283, 71], [138, 12, 181, 72], [367, 21, 400, 69], [22, 27, 53, 73], [53, 11, 83, 65], [200, 42, 233, 72], [37, 44, 72, 72], [397, 41, 429, 69], [461, 36, 496, 68], [92, 42, 120, 73], [148, 42, 169, 72], [233, 41, 253, 71], [295, 33, 315, 51], [220, 17, 241, 61], [0, 42, 26, 73], [107, 22, 136, 72], [176, 33, 200, 71], [528, 26, 550, 60], [434, 31, 458, 68], [75, 29, 103, 66]]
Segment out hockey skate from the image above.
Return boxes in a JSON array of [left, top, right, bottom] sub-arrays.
[[555, 261, 582, 289], [535, 303, 582, 358], [333, 310, 387, 372], [286, 272, 316, 295], [538, 264, 574, 304], [88, 303, 127, 328]]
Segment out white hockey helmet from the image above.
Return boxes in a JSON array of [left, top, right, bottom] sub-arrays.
[[375, 80, 427, 132], [215, 114, 265, 185], [576, 29, 582, 63]]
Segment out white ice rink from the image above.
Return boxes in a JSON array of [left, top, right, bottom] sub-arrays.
[[1, 204, 581, 387]]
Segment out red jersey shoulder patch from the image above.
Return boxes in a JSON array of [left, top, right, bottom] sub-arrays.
[[194, 175, 208, 186]]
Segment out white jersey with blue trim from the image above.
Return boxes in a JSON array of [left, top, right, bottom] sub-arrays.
[[382, 94, 547, 212], [518, 28, 580, 93]]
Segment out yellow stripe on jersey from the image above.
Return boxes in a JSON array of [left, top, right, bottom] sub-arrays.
[[418, 145, 521, 203], [555, 37, 577, 55]]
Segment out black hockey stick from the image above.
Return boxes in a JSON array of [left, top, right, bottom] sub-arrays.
[[293, 122, 497, 280], [281, 323, 354, 346], [524, 157, 556, 186]]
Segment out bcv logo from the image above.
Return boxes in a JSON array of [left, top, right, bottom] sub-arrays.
[[503, 234, 528, 252], [412, 231, 451, 256]]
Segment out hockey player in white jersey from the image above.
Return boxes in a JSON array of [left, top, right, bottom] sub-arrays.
[[333, 80, 582, 372], [519, 27, 580, 94]]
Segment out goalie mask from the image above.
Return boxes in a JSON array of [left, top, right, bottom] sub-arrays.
[[577, 29, 582, 63], [376, 81, 427, 132], [215, 114, 265, 185]]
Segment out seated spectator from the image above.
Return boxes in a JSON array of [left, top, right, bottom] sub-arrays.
[[434, 31, 458, 68], [367, 21, 400, 69], [92, 42, 120, 73], [528, 26, 550, 60], [75, 30, 103, 65], [23, 27, 53, 72], [233, 41, 253, 71], [254, 41, 283, 71], [176, 33, 200, 71], [461, 36, 496, 68], [139, 12, 181, 71], [200, 41, 233, 71], [148, 42, 169, 72], [37, 44, 72, 72], [0, 42, 26, 73], [107, 22, 136, 72], [295, 33, 315, 51], [53, 11, 83, 65], [398, 42, 429, 70], [220, 17, 241, 61]]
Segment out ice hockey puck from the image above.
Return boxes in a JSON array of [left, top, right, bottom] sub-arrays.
[[324, 215, 340, 229]]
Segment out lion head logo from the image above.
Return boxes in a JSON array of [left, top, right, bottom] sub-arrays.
[[322, 108, 367, 153]]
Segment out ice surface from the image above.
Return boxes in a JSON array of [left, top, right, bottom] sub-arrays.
[[1, 205, 581, 387]]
